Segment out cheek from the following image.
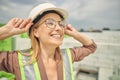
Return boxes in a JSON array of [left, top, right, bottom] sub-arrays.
[[37, 28, 50, 38], [37, 29, 44, 37], [34, 28, 43, 38], [63, 29, 65, 34], [62, 29, 65, 35]]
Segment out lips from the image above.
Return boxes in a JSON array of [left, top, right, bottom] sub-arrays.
[[50, 34, 62, 39]]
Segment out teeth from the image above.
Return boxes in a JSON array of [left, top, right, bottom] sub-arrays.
[[52, 34, 61, 38]]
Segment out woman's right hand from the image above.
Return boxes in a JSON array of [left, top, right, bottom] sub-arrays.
[[4, 18, 33, 35]]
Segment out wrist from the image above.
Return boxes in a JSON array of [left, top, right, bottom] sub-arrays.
[[73, 31, 80, 39], [1, 25, 9, 32], [4, 25, 14, 36], [74, 32, 93, 45]]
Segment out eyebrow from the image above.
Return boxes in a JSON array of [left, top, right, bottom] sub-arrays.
[[39, 18, 62, 24]]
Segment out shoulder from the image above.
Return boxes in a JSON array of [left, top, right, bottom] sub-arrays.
[[0, 50, 18, 54], [0, 48, 31, 54], [0, 50, 18, 58]]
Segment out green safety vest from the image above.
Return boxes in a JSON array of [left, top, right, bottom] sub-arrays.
[[18, 48, 74, 80]]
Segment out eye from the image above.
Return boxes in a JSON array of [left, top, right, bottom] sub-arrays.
[[59, 21, 66, 28], [45, 19, 55, 26]]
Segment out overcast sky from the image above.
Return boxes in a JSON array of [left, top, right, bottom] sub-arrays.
[[0, 0, 120, 30]]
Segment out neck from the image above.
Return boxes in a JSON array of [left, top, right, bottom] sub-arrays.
[[40, 43, 57, 62]]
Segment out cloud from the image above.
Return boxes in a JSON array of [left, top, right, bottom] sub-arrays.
[[58, 0, 120, 29], [0, 0, 120, 29], [0, 0, 38, 23], [61, 0, 120, 20]]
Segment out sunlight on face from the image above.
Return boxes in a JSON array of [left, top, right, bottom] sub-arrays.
[[34, 13, 65, 47]]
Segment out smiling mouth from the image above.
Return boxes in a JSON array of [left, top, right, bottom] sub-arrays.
[[50, 34, 62, 39]]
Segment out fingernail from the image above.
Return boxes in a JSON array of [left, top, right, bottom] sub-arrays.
[[68, 24, 72, 26]]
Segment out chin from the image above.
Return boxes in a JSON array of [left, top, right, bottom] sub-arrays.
[[51, 41, 62, 47]]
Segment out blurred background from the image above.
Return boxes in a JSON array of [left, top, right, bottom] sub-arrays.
[[0, 0, 120, 80]]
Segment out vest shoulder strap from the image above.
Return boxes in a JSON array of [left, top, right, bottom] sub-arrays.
[[18, 50, 41, 80], [61, 48, 74, 80]]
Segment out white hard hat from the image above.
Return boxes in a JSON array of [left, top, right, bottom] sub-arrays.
[[28, 3, 68, 21]]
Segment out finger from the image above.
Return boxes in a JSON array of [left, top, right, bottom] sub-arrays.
[[11, 18, 19, 24], [19, 18, 32, 29], [14, 18, 19, 23], [19, 20, 28, 29], [26, 18, 32, 23], [67, 24, 72, 27], [7, 18, 18, 25], [24, 23, 33, 32], [14, 18, 24, 28], [11, 18, 17, 25], [65, 26, 72, 31], [66, 24, 76, 31]]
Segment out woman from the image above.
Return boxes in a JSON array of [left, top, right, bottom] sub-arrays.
[[0, 3, 97, 80]]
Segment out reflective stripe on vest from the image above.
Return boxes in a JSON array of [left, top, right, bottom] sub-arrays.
[[18, 50, 41, 80], [18, 48, 74, 80], [62, 48, 74, 80]]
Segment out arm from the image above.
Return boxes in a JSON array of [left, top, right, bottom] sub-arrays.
[[0, 51, 18, 73], [65, 24, 97, 62], [0, 51, 12, 72], [0, 18, 33, 40], [65, 24, 93, 46]]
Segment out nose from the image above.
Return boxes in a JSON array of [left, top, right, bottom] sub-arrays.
[[55, 22, 62, 30]]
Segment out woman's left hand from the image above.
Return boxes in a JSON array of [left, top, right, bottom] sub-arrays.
[[64, 24, 78, 38], [64, 24, 93, 45]]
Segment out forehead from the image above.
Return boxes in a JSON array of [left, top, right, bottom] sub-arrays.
[[40, 13, 62, 22]]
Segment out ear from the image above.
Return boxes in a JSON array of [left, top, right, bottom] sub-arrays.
[[33, 28, 39, 38]]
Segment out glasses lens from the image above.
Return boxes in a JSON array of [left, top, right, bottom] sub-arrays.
[[45, 19, 56, 29], [59, 21, 67, 28], [45, 18, 67, 29]]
